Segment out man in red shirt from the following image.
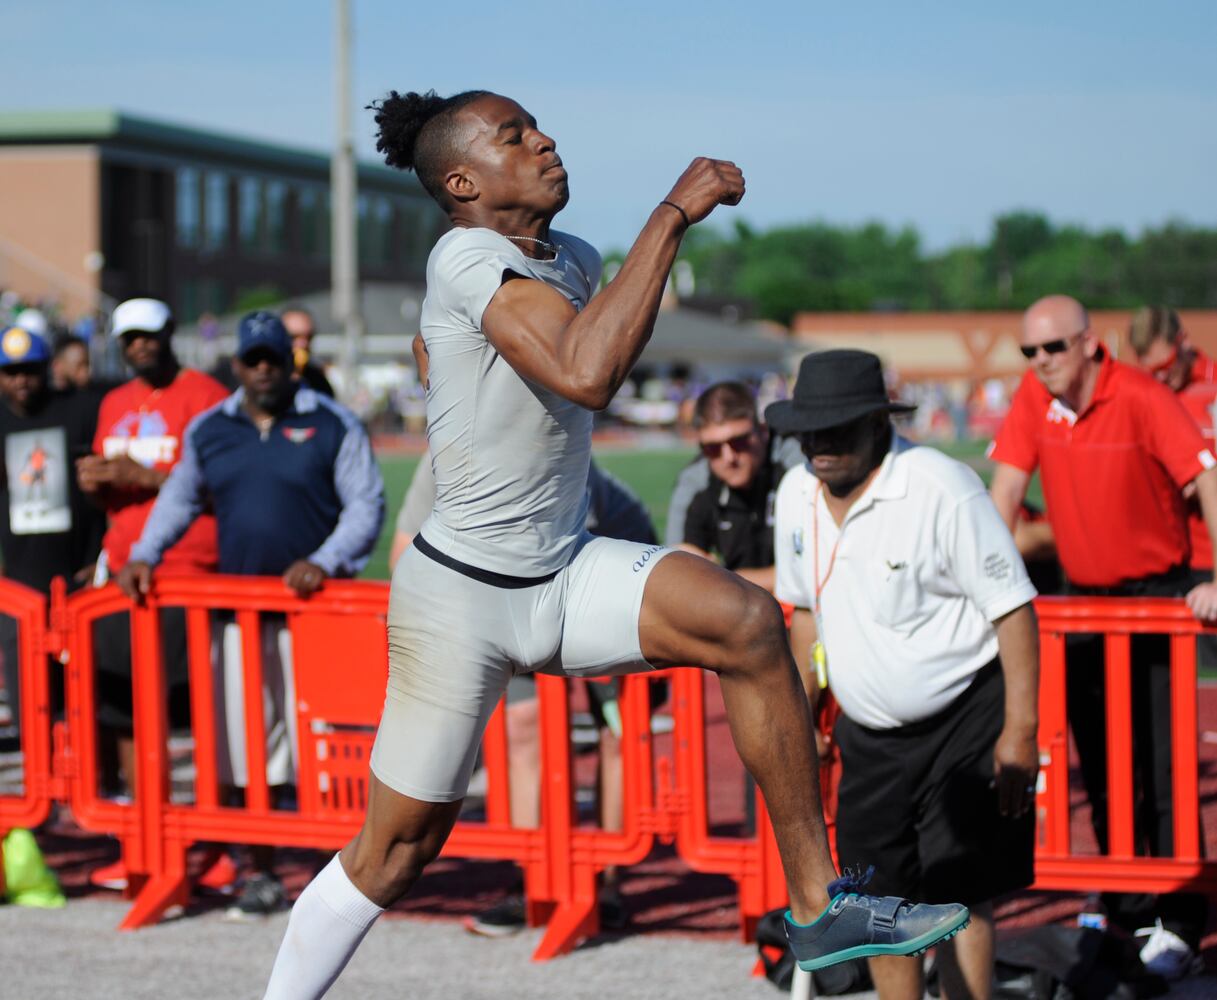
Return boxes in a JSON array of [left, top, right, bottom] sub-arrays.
[[1129, 306, 1217, 576], [76, 298, 229, 889], [989, 294, 1215, 979]]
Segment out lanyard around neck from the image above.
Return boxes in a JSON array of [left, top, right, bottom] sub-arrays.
[[812, 483, 844, 614]]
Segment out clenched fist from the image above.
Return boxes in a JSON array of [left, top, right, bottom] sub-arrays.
[[662, 158, 745, 227]]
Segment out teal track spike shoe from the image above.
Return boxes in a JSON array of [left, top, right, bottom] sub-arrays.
[[784, 867, 970, 972]]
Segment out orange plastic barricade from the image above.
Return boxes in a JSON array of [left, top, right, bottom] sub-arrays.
[[59, 575, 640, 959], [1031, 596, 1217, 895], [0, 577, 57, 836]]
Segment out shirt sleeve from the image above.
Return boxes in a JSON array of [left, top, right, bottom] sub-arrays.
[[682, 485, 717, 553], [773, 466, 812, 609], [394, 450, 436, 537], [433, 229, 530, 331], [1143, 380, 1215, 486], [940, 488, 1038, 623], [665, 458, 708, 546], [127, 416, 209, 567], [585, 462, 657, 545], [307, 404, 387, 577], [987, 373, 1042, 474]]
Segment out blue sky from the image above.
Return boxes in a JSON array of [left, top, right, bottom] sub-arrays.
[[6, 2, 1216, 253]]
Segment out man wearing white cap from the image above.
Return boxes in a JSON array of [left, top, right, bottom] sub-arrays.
[[76, 298, 229, 891]]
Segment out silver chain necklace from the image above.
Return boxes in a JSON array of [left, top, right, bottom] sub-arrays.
[[506, 234, 559, 258]]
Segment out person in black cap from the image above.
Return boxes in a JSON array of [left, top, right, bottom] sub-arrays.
[[117, 310, 385, 919], [768, 349, 1041, 1000], [0, 324, 106, 739]]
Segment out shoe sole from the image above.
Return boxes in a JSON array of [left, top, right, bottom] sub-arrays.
[[462, 916, 525, 939], [796, 908, 971, 972]]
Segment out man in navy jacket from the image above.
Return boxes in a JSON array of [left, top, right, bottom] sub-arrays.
[[118, 311, 384, 917]]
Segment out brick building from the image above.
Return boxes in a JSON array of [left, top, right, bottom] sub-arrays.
[[0, 109, 445, 322]]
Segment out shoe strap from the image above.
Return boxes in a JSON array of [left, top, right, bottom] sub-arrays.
[[869, 896, 904, 929]]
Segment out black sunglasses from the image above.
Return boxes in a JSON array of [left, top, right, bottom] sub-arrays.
[[1019, 331, 1085, 359], [700, 431, 755, 459]]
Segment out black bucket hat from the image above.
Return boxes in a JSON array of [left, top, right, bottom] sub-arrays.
[[765, 349, 915, 434]]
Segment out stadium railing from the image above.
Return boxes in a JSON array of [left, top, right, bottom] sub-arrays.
[[1, 579, 1215, 956]]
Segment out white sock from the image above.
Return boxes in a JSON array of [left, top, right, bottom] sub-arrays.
[[263, 853, 384, 1000]]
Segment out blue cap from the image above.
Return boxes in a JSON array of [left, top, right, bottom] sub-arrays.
[[0, 325, 51, 367], [237, 311, 292, 363]]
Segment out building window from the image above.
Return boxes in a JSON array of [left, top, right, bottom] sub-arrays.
[[203, 172, 229, 251], [176, 168, 200, 248], [299, 187, 330, 260], [265, 180, 288, 255], [359, 195, 394, 267], [238, 177, 263, 253]]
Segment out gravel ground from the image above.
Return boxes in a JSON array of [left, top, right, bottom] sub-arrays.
[[5, 898, 1217, 1000]]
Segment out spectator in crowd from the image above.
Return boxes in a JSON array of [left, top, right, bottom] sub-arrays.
[[49, 334, 91, 393], [117, 310, 384, 918], [772, 350, 1039, 1000], [0, 325, 106, 737], [76, 298, 229, 890], [1129, 305, 1217, 587], [990, 294, 1215, 980], [665, 388, 801, 556], [280, 306, 335, 398], [678, 382, 787, 592]]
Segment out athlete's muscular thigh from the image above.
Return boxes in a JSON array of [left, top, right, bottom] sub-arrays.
[[638, 551, 780, 671]]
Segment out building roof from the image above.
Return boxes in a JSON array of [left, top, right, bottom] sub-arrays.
[[0, 108, 424, 193]]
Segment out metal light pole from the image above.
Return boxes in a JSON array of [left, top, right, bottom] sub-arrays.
[[332, 0, 365, 398]]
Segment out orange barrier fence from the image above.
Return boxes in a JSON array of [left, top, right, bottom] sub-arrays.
[[1, 582, 1215, 959]]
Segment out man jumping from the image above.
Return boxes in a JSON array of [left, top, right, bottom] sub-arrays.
[[261, 89, 968, 998]]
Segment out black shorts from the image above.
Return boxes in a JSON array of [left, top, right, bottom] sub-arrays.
[[833, 658, 1035, 906], [93, 607, 190, 731]]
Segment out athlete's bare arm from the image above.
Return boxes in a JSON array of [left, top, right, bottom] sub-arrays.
[[481, 158, 744, 410]]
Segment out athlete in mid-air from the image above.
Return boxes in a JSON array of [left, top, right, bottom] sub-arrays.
[[261, 89, 969, 998]]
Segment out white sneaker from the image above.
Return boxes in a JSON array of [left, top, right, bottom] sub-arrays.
[[1135, 920, 1203, 980]]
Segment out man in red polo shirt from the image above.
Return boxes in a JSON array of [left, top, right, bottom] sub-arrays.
[[1129, 306, 1217, 577], [76, 297, 229, 890], [989, 294, 1215, 980]]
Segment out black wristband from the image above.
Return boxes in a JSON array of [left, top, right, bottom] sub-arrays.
[[659, 200, 691, 229]]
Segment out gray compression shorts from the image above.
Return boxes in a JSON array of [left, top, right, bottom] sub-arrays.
[[369, 533, 671, 802]]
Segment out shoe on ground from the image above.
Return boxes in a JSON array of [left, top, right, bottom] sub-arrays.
[[1135, 920, 1203, 980], [224, 873, 286, 921], [464, 894, 527, 938], [784, 867, 970, 972], [194, 851, 239, 895], [89, 859, 128, 891]]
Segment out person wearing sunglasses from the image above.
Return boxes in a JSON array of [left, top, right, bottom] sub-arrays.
[[990, 294, 1215, 980], [678, 381, 793, 593]]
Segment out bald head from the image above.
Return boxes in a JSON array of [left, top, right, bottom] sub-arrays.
[[1023, 295, 1089, 342]]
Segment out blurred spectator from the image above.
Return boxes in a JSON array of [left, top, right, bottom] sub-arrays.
[[1129, 306, 1217, 575], [280, 305, 335, 398], [118, 311, 384, 919], [675, 382, 793, 593], [990, 294, 1212, 979], [0, 325, 106, 738], [77, 298, 228, 889], [49, 334, 91, 393]]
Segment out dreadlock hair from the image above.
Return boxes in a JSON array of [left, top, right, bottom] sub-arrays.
[[367, 89, 494, 206]]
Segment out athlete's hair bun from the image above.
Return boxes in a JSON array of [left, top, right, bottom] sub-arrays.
[[367, 90, 446, 171]]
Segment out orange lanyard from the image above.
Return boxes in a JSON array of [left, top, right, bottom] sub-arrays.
[[812, 483, 844, 615]]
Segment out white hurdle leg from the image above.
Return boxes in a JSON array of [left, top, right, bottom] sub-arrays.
[[790, 964, 815, 1000]]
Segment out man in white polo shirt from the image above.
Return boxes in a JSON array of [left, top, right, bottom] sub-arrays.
[[769, 350, 1040, 1000]]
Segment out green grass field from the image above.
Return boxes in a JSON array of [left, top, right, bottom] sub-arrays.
[[363, 439, 1031, 580]]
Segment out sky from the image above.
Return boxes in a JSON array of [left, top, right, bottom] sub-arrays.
[[6, 1, 1216, 254]]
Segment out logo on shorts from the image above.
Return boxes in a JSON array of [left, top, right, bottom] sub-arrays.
[[632, 545, 664, 573], [792, 528, 804, 556]]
